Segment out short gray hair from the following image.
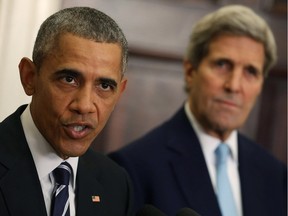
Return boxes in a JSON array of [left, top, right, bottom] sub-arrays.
[[33, 7, 128, 74], [185, 5, 277, 77]]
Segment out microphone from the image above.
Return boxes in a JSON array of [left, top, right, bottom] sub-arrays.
[[176, 207, 201, 216], [136, 204, 167, 216]]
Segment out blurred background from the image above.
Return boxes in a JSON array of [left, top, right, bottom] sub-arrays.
[[0, 0, 286, 164]]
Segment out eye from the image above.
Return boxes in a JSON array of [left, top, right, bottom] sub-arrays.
[[99, 82, 113, 91], [212, 59, 233, 75], [54, 69, 80, 88], [215, 59, 231, 69], [62, 76, 76, 84], [216, 60, 226, 67], [97, 78, 117, 92], [244, 65, 264, 82], [245, 66, 260, 77], [60, 76, 77, 86]]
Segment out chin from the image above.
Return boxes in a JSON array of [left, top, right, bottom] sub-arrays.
[[61, 146, 89, 158]]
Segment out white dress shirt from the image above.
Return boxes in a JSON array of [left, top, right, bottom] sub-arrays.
[[184, 101, 243, 216], [20, 104, 78, 216]]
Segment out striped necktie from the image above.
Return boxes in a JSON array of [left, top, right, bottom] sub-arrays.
[[51, 162, 72, 216], [215, 143, 238, 216]]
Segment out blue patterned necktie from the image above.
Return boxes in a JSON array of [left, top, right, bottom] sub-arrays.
[[215, 143, 238, 216], [51, 162, 72, 216]]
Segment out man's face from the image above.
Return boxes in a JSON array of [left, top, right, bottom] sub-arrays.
[[185, 35, 265, 140], [20, 33, 126, 159]]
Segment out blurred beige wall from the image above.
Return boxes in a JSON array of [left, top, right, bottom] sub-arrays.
[[0, 0, 61, 121]]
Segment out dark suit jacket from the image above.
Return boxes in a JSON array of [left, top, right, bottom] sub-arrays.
[[110, 107, 287, 216], [0, 105, 133, 216]]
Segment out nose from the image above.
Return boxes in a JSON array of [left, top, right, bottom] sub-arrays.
[[70, 86, 97, 114], [224, 69, 242, 93]]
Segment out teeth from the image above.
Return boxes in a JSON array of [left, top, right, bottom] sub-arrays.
[[73, 126, 85, 132]]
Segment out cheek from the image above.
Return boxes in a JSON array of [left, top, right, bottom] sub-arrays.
[[195, 76, 220, 100], [244, 82, 262, 104], [98, 99, 117, 118], [37, 86, 70, 120], [95, 97, 117, 119], [244, 89, 261, 113]]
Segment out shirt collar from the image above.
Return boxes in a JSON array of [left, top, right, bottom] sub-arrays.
[[20, 104, 78, 188]]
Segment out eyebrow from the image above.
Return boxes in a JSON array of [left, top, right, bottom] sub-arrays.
[[54, 69, 118, 87], [213, 57, 260, 69], [54, 69, 81, 78]]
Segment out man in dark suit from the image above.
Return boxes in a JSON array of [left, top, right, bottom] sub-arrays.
[[0, 7, 132, 216], [109, 5, 287, 216]]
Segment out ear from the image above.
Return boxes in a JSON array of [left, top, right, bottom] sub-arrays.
[[118, 78, 127, 97], [183, 60, 195, 91], [18, 57, 37, 96]]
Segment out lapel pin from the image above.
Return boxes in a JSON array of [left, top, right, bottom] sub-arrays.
[[92, 195, 100, 203]]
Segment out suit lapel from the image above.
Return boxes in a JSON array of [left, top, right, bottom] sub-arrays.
[[166, 108, 222, 216], [238, 136, 267, 216], [0, 154, 47, 215], [75, 151, 106, 216], [0, 106, 47, 215]]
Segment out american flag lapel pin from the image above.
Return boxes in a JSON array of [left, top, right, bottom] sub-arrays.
[[92, 195, 100, 203]]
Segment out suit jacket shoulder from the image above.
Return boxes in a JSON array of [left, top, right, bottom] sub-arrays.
[[0, 105, 47, 216], [238, 134, 287, 216]]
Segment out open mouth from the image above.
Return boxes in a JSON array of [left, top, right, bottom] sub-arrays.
[[63, 123, 94, 139], [73, 125, 86, 132]]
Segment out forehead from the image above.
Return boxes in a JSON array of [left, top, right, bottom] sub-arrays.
[[42, 33, 122, 75], [208, 34, 264, 55], [54, 33, 121, 58], [207, 34, 265, 65]]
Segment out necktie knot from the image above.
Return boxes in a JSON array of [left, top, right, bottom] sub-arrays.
[[53, 162, 72, 186], [215, 143, 230, 165]]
